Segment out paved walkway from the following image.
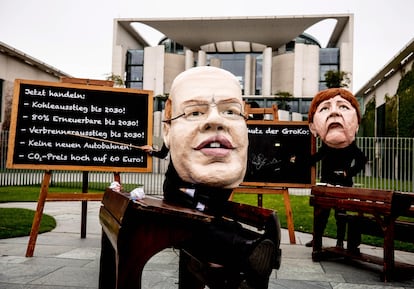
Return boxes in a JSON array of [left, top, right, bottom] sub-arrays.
[[0, 201, 413, 289]]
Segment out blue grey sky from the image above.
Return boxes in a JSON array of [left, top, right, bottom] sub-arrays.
[[1, 0, 413, 92]]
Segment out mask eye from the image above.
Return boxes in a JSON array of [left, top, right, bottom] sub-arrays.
[[219, 103, 241, 117], [339, 104, 351, 111], [318, 106, 329, 113], [183, 104, 209, 120], [220, 103, 242, 117]]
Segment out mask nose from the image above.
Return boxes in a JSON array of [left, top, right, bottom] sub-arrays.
[[328, 104, 342, 118], [201, 108, 225, 131]]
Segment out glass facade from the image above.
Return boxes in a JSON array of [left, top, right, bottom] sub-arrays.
[[125, 50, 144, 89], [160, 38, 184, 54], [319, 48, 340, 90], [206, 53, 262, 95]]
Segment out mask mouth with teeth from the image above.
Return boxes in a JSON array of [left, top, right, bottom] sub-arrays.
[[195, 136, 234, 158], [209, 142, 221, 148]]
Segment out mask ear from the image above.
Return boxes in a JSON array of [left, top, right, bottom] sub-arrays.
[[162, 122, 171, 149], [162, 98, 172, 149], [309, 123, 318, 138]]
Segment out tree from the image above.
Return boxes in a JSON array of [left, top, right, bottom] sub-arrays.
[[370, 64, 414, 138], [274, 91, 292, 111], [324, 70, 351, 88], [384, 93, 398, 136], [105, 73, 125, 87], [396, 67, 414, 137], [1, 84, 14, 131], [361, 98, 375, 137]]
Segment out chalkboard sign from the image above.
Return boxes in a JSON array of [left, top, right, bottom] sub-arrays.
[[242, 121, 316, 187], [7, 79, 153, 172]]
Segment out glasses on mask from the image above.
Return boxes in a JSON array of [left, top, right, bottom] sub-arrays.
[[163, 102, 246, 123]]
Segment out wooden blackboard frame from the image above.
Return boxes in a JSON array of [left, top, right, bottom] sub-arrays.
[[232, 111, 316, 244], [7, 79, 153, 173], [241, 120, 316, 188]]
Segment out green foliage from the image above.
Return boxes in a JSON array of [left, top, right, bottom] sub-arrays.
[[0, 208, 56, 239], [324, 70, 350, 88], [396, 68, 414, 137], [397, 66, 414, 95], [105, 73, 125, 87], [398, 95, 414, 137], [155, 94, 169, 101], [380, 65, 414, 137], [361, 98, 375, 137], [384, 94, 398, 136], [274, 91, 293, 111]]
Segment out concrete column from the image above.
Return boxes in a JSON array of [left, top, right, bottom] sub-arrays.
[[210, 58, 221, 68], [293, 43, 303, 98], [262, 47, 272, 96], [244, 55, 252, 95], [185, 50, 194, 70], [143, 45, 164, 96], [251, 57, 256, 95], [197, 50, 207, 66]]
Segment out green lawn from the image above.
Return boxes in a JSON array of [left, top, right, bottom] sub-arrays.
[[0, 208, 56, 239], [0, 185, 103, 239]]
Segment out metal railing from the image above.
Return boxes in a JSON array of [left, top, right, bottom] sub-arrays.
[[349, 137, 414, 192], [1, 130, 413, 195]]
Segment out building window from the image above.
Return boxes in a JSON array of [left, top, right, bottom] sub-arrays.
[[206, 53, 262, 95], [320, 48, 339, 64], [125, 50, 144, 89], [319, 48, 340, 90], [159, 38, 184, 54]]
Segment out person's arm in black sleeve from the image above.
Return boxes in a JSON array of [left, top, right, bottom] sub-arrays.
[[151, 143, 169, 159], [142, 143, 169, 159], [308, 143, 326, 166], [347, 142, 368, 178], [290, 142, 325, 168]]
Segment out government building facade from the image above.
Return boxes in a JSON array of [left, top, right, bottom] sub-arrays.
[[111, 14, 354, 124]]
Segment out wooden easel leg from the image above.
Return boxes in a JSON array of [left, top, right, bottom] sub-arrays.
[[282, 188, 296, 244], [26, 170, 52, 257], [81, 171, 89, 238]]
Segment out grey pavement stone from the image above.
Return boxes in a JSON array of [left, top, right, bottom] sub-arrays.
[[30, 266, 99, 288], [269, 279, 333, 289]]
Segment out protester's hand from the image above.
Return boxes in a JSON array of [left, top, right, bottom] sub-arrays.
[[141, 145, 153, 153]]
